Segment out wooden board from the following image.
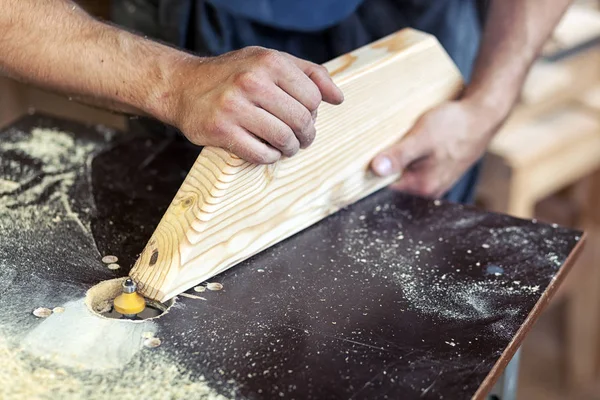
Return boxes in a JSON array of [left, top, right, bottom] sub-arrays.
[[130, 28, 464, 302]]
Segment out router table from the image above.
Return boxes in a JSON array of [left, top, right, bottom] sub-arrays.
[[0, 115, 584, 399]]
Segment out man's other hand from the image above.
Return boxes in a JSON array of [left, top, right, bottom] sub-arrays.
[[370, 100, 497, 198]]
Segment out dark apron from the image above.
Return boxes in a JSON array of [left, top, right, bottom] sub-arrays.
[[111, 0, 484, 204]]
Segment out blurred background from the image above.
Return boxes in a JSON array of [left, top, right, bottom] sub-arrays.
[[1, 1, 600, 398]]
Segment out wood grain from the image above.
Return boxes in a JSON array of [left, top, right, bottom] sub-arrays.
[[130, 28, 464, 302]]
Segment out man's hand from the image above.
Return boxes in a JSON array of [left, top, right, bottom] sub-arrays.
[[371, 100, 495, 198], [165, 47, 344, 164], [370, 0, 572, 198]]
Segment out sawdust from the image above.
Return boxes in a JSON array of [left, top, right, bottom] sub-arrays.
[[32, 308, 52, 318], [0, 332, 231, 400], [143, 337, 162, 348], [0, 124, 233, 399], [179, 293, 207, 300], [207, 282, 224, 291], [0, 128, 90, 173], [85, 278, 127, 318], [101, 255, 118, 264], [95, 300, 112, 314], [337, 200, 580, 339], [0, 126, 98, 222], [0, 178, 19, 192]]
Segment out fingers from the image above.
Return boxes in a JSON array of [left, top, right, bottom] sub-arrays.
[[370, 116, 439, 198], [238, 100, 302, 157], [182, 47, 345, 164], [234, 49, 343, 156], [254, 83, 316, 149], [287, 55, 344, 105], [221, 126, 282, 165], [273, 55, 325, 113], [371, 133, 432, 178]]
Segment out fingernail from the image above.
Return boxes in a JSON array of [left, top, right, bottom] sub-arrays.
[[373, 156, 392, 176]]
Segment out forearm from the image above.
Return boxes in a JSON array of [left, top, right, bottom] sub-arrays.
[[463, 0, 573, 132], [0, 0, 186, 120]]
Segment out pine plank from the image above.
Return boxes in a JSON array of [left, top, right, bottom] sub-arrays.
[[130, 28, 464, 302]]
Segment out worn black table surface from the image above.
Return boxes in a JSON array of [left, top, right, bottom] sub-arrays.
[[0, 115, 583, 399]]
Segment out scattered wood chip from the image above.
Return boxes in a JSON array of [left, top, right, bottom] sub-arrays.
[[206, 282, 223, 291], [33, 307, 52, 318], [102, 255, 118, 264], [179, 293, 207, 300], [52, 307, 65, 314], [141, 332, 155, 339], [193, 286, 206, 293], [107, 263, 120, 270], [95, 300, 112, 314], [143, 337, 161, 348]]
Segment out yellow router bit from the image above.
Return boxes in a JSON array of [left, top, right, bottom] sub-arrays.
[[113, 278, 146, 318]]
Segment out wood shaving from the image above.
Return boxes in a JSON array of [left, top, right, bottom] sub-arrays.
[[32, 307, 52, 318], [206, 282, 223, 291], [101, 255, 118, 264], [94, 300, 112, 314], [179, 293, 207, 300], [143, 338, 161, 348]]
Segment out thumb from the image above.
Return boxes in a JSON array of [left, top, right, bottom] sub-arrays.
[[371, 133, 430, 177]]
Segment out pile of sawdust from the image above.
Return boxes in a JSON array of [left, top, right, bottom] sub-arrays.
[[0, 126, 232, 400], [0, 332, 231, 400], [0, 127, 94, 174], [85, 277, 127, 317]]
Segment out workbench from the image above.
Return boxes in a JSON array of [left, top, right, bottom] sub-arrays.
[[0, 115, 584, 399]]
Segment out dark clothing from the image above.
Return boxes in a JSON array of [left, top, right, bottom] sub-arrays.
[[111, 0, 484, 204]]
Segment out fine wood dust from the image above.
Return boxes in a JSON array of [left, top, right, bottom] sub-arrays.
[[0, 124, 233, 399], [0, 332, 230, 400], [23, 297, 157, 370]]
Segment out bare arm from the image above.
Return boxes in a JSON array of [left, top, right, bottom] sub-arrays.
[[463, 0, 574, 132], [372, 0, 573, 198], [0, 0, 173, 116], [0, 0, 344, 163]]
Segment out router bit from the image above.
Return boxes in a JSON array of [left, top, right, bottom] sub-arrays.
[[113, 278, 146, 318]]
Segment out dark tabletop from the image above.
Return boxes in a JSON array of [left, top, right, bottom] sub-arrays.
[[0, 115, 583, 399]]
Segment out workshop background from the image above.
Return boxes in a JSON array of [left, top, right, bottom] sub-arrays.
[[1, 1, 600, 399]]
